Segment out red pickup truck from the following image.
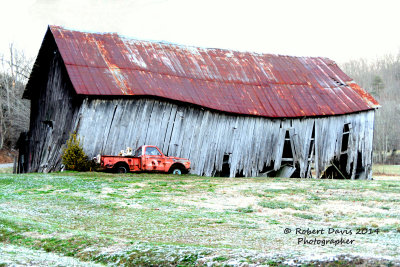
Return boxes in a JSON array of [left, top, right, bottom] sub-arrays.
[[94, 145, 191, 174]]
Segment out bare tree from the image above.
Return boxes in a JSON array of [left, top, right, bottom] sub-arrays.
[[341, 52, 400, 163], [0, 44, 32, 149]]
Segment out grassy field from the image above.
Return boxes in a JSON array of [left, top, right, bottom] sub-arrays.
[[373, 164, 400, 176], [0, 170, 399, 266]]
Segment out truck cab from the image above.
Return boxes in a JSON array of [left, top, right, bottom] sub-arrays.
[[96, 145, 191, 174]]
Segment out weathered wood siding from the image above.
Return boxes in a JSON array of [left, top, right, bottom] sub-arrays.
[[72, 98, 374, 179], [23, 50, 81, 172]]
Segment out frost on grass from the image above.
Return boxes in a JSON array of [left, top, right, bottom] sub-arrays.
[[94, 242, 213, 266], [0, 244, 103, 266], [282, 253, 400, 266], [0, 173, 400, 265]]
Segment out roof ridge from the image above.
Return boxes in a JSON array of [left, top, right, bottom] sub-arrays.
[[49, 25, 330, 62]]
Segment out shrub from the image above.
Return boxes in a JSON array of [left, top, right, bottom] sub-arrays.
[[61, 133, 91, 171]]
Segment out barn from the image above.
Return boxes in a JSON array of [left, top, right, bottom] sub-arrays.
[[18, 25, 379, 179]]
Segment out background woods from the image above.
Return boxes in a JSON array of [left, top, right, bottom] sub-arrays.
[[0, 44, 31, 150], [341, 52, 400, 164]]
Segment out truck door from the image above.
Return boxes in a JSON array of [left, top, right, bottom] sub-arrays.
[[143, 147, 166, 172]]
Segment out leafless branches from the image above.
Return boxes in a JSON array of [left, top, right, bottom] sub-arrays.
[[341, 52, 400, 163], [0, 44, 32, 149]]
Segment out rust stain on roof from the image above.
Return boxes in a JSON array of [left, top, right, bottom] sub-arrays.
[[36, 25, 380, 117]]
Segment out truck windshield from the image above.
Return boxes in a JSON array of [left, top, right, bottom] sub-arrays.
[[145, 147, 161, 156], [134, 147, 142, 157]]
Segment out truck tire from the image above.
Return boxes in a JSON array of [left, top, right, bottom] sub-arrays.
[[171, 168, 182, 175], [117, 166, 128, 173], [168, 163, 188, 175], [114, 163, 129, 174]]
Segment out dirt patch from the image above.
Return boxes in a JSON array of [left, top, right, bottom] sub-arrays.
[[0, 149, 17, 164]]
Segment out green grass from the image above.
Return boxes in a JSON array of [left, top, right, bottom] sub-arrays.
[[373, 164, 400, 175], [258, 200, 310, 210], [236, 206, 255, 213], [292, 213, 321, 221], [0, 171, 399, 265], [258, 200, 290, 209]]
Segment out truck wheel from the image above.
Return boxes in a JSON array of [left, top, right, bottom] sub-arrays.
[[171, 168, 182, 175], [116, 166, 128, 173]]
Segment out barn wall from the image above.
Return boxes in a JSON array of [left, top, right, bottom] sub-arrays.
[[74, 98, 374, 179], [22, 50, 81, 172]]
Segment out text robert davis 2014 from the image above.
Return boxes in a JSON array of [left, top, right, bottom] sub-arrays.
[[283, 227, 380, 246]]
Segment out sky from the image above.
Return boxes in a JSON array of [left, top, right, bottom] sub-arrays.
[[1, 0, 400, 64]]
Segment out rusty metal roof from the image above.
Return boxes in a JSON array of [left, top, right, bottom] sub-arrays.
[[40, 26, 380, 117]]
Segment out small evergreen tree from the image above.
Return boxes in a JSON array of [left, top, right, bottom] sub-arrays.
[[371, 75, 384, 98], [61, 133, 91, 171]]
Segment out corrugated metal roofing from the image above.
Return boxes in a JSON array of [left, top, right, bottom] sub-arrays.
[[41, 26, 380, 117]]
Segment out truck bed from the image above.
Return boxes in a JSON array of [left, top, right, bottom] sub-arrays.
[[101, 155, 141, 171]]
